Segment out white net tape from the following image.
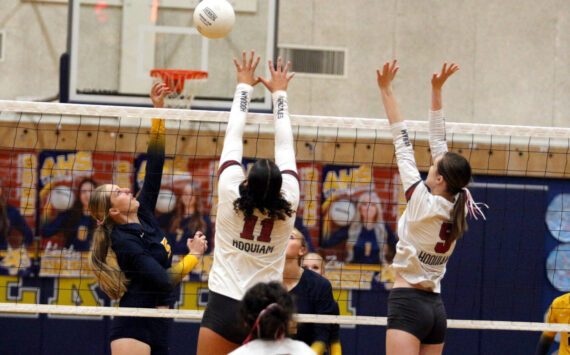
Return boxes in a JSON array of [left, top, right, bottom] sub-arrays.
[[1, 303, 569, 332]]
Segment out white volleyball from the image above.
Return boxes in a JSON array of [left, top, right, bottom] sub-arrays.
[[193, 0, 235, 39], [156, 189, 176, 214], [329, 200, 356, 227], [49, 185, 75, 211]]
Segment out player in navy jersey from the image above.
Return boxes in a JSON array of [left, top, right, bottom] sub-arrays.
[[284, 228, 341, 355], [196, 50, 300, 355], [376, 61, 485, 355], [88, 82, 207, 355]]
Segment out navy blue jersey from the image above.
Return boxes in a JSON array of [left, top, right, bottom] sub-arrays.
[[110, 137, 176, 308], [290, 268, 340, 345], [0, 205, 34, 249]]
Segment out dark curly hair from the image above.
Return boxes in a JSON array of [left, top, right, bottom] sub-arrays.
[[240, 281, 295, 341], [233, 159, 293, 220]]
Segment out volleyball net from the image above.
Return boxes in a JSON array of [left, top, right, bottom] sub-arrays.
[[0, 99, 569, 341]]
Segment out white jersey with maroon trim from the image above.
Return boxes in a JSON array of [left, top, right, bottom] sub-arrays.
[[391, 117, 455, 293], [229, 338, 316, 355], [209, 84, 300, 300]]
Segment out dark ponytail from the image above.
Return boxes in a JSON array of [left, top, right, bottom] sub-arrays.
[[437, 152, 472, 242], [233, 159, 293, 220], [240, 281, 295, 341]]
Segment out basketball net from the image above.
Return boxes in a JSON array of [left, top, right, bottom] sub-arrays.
[[150, 69, 208, 109]]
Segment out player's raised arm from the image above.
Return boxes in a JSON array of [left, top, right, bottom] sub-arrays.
[[219, 50, 261, 166], [376, 60, 421, 192], [258, 57, 297, 173], [429, 62, 459, 160]]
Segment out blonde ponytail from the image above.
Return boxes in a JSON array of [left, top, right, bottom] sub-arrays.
[[88, 185, 129, 300]]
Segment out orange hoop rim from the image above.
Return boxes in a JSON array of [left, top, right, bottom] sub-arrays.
[[150, 69, 208, 92]]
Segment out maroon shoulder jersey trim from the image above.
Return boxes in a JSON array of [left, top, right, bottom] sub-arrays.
[[405, 180, 422, 201], [218, 160, 241, 176]]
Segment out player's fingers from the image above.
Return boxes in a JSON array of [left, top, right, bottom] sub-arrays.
[[283, 61, 292, 75], [241, 50, 247, 67], [267, 59, 275, 73], [276, 57, 282, 72], [441, 62, 447, 75], [286, 72, 295, 81], [383, 61, 390, 75], [233, 58, 241, 71], [251, 56, 261, 72], [391, 59, 398, 70], [248, 49, 255, 68]]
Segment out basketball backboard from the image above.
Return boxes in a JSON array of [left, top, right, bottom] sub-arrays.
[[65, 0, 278, 111]]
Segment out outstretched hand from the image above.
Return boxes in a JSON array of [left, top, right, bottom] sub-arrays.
[[234, 50, 261, 86], [150, 81, 173, 108], [376, 59, 399, 91], [431, 62, 459, 90], [258, 57, 295, 93], [188, 231, 208, 256]]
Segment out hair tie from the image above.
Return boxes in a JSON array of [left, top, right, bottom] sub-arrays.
[[462, 187, 488, 220], [96, 219, 104, 226], [242, 303, 283, 345]]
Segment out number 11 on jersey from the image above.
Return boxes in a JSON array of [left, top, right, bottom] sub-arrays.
[[240, 216, 274, 243]]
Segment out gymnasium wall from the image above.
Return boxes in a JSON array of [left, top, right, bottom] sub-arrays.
[[0, 0, 568, 127]]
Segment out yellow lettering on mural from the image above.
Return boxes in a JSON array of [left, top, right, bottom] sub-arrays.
[[0, 276, 38, 304], [323, 171, 340, 192], [323, 166, 372, 195], [74, 152, 92, 171], [19, 154, 38, 216], [163, 159, 173, 175], [178, 281, 207, 311], [173, 157, 188, 173], [115, 161, 131, 188], [332, 289, 354, 316], [355, 166, 372, 187], [50, 278, 101, 306], [300, 168, 319, 227], [40, 157, 55, 182]]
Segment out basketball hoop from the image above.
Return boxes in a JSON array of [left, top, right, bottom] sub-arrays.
[[150, 69, 208, 109]]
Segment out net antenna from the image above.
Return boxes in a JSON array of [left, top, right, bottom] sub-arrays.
[[150, 69, 208, 109]]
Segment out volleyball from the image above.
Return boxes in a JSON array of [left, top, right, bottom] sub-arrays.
[[156, 189, 176, 214], [329, 200, 356, 227], [193, 0, 235, 39], [49, 185, 75, 211]]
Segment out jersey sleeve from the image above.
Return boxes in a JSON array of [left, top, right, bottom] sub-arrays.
[[138, 119, 165, 214], [272, 91, 300, 208], [391, 122, 440, 222], [219, 84, 253, 166], [391, 122, 422, 193], [428, 109, 448, 159]]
